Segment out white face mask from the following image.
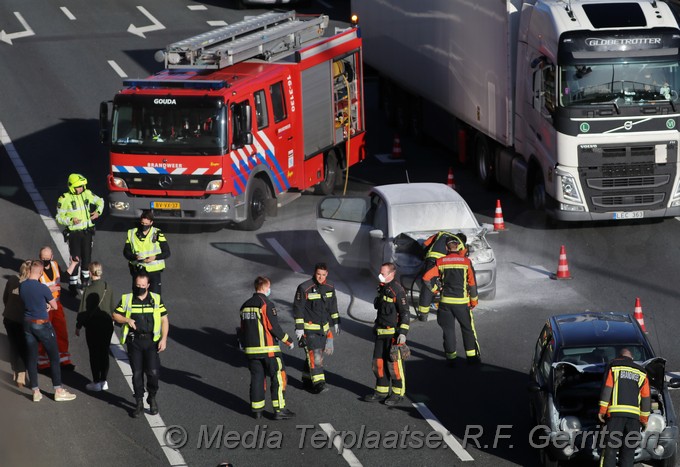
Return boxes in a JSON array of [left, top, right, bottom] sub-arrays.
[[378, 273, 387, 283], [264, 289, 271, 297]]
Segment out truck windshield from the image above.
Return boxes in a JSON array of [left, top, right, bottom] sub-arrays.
[[559, 61, 680, 107], [111, 95, 226, 155]]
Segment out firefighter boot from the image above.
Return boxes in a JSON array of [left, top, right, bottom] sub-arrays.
[[364, 393, 388, 403], [274, 408, 296, 420], [384, 394, 403, 406], [132, 399, 144, 418], [148, 395, 159, 415]]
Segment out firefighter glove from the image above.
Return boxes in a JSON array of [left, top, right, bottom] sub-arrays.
[[597, 413, 606, 424], [286, 340, 294, 350], [334, 323, 340, 335], [295, 329, 304, 340], [390, 343, 411, 361], [324, 336, 334, 355], [397, 334, 406, 345]]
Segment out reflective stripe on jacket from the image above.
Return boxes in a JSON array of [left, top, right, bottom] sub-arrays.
[[118, 292, 164, 344], [56, 190, 103, 231], [39, 261, 61, 299], [293, 278, 340, 332], [240, 293, 290, 358], [423, 252, 478, 306], [127, 227, 166, 272], [599, 357, 651, 423]]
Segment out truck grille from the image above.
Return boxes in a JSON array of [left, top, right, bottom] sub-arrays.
[[118, 173, 216, 191], [577, 142, 676, 212]]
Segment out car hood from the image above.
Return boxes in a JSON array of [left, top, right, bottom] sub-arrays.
[[397, 227, 494, 265], [553, 357, 666, 392]]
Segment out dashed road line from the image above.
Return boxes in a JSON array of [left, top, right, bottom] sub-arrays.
[[207, 20, 228, 27], [266, 237, 304, 273], [60, 7, 76, 20], [319, 423, 363, 467], [187, 4, 207, 10], [1, 120, 187, 467], [108, 60, 128, 78], [413, 402, 474, 461]]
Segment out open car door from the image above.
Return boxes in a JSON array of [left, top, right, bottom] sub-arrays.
[[316, 196, 373, 269]]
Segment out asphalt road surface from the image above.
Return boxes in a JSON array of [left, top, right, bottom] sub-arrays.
[[2, 1, 680, 466]]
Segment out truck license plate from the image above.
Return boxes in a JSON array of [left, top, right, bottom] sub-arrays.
[[151, 201, 180, 210], [613, 211, 643, 220]]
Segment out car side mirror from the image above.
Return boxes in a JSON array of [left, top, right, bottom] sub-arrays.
[[527, 381, 543, 393], [669, 377, 680, 389], [369, 229, 384, 240]]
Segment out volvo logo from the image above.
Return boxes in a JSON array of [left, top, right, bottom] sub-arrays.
[[159, 175, 173, 188], [624, 121, 633, 130]]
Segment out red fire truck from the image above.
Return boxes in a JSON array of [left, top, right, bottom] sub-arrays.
[[100, 11, 365, 230]]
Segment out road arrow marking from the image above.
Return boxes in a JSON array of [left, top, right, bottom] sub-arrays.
[[0, 12, 35, 45], [127, 6, 165, 38]]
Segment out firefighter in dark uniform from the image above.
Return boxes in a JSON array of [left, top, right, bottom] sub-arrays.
[[112, 272, 169, 418], [239, 276, 295, 420], [417, 231, 461, 321], [293, 263, 340, 394], [422, 235, 480, 366], [598, 348, 650, 467], [364, 262, 409, 406], [123, 209, 170, 295]]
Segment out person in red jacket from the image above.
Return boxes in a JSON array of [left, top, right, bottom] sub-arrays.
[[598, 348, 651, 467], [422, 235, 480, 367]]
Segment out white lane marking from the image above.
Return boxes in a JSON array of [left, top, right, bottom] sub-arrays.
[[108, 60, 128, 78], [0, 12, 35, 45], [413, 402, 474, 461], [1, 121, 188, 467], [317, 0, 333, 8], [187, 4, 207, 10], [60, 7, 76, 20], [128, 6, 165, 38], [318, 423, 363, 467], [207, 20, 228, 27], [265, 238, 304, 273]]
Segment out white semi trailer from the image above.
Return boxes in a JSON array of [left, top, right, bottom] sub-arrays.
[[354, 0, 680, 221]]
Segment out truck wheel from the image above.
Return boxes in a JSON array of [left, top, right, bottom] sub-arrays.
[[474, 134, 495, 188], [240, 178, 269, 231], [531, 169, 546, 210], [314, 152, 340, 195]]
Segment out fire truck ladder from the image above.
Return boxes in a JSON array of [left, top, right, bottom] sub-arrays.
[[157, 11, 329, 70]]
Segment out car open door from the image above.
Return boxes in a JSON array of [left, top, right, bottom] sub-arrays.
[[316, 196, 372, 268]]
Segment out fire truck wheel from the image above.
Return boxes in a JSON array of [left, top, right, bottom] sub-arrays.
[[314, 152, 339, 195], [241, 178, 270, 231]]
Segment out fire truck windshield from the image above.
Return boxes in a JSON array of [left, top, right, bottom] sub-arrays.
[[111, 95, 226, 155], [559, 61, 680, 107]]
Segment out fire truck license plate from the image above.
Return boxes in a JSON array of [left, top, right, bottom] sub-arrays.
[[151, 201, 180, 210], [613, 211, 643, 220]]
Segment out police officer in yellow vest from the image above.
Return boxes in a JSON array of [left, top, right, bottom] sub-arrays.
[[112, 272, 169, 418], [56, 173, 104, 295], [123, 209, 170, 295]]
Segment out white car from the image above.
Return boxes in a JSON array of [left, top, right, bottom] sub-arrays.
[[316, 182, 497, 301]]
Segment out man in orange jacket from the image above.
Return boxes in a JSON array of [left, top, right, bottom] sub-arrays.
[[37, 247, 78, 370]]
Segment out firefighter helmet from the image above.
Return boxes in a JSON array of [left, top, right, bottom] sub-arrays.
[[446, 235, 464, 252], [68, 173, 88, 193]]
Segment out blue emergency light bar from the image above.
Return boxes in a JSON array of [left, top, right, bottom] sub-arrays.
[[123, 79, 227, 90]]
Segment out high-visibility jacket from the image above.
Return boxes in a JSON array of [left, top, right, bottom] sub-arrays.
[[39, 261, 61, 299], [423, 251, 478, 306], [599, 356, 651, 423], [56, 190, 104, 231], [116, 292, 166, 344], [374, 280, 409, 338], [423, 231, 458, 261], [293, 278, 340, 333], [126, 227, 167, 272], [240, 293, 291, 358]]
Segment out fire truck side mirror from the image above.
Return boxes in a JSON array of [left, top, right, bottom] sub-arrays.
[[99, 101, 111, 145]]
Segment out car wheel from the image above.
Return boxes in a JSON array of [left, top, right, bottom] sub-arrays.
[[240, 178, 269, 231], [656, 452, 677, 467], [314, 151, 340, 195]]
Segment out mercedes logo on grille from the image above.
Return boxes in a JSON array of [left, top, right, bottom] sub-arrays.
[[159, 175, 173, 188]]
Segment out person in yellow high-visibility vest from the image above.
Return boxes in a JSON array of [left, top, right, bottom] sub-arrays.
[[123, 210, 170, 295], [112, 272, 169, 418], [56, 173, 104, 296]]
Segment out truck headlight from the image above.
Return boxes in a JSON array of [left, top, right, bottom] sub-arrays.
[[671, 180, 680, 206], [560, 173, 581, 203], [206, 180, 223, 192], [111, 177, 128, 189]]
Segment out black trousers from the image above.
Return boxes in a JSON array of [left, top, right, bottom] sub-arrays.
[[600, 416, 640, 467], [127, 335, 161, 400], [130, 269, 162, 295], [437, 303, 480, 360], [3, 318, 27, 373], [85, 315, 113, 383], [68, 229, 93, 284], [302, 332, 327, 387], [248, 355, 286, 412], [371, 337, 405, 396]]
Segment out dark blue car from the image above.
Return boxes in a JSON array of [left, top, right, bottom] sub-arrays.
[[529, 312, 680, 466]]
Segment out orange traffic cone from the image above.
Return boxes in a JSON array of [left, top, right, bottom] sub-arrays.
[[447, 167, 456, 189], [633, 297, 647, 332], [391, 134, 402, 160], [493, 199, 505, 231], [550, 245, 572, 280]]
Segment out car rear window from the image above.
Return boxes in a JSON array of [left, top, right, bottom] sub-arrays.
[[558, 345, 650, 364]]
